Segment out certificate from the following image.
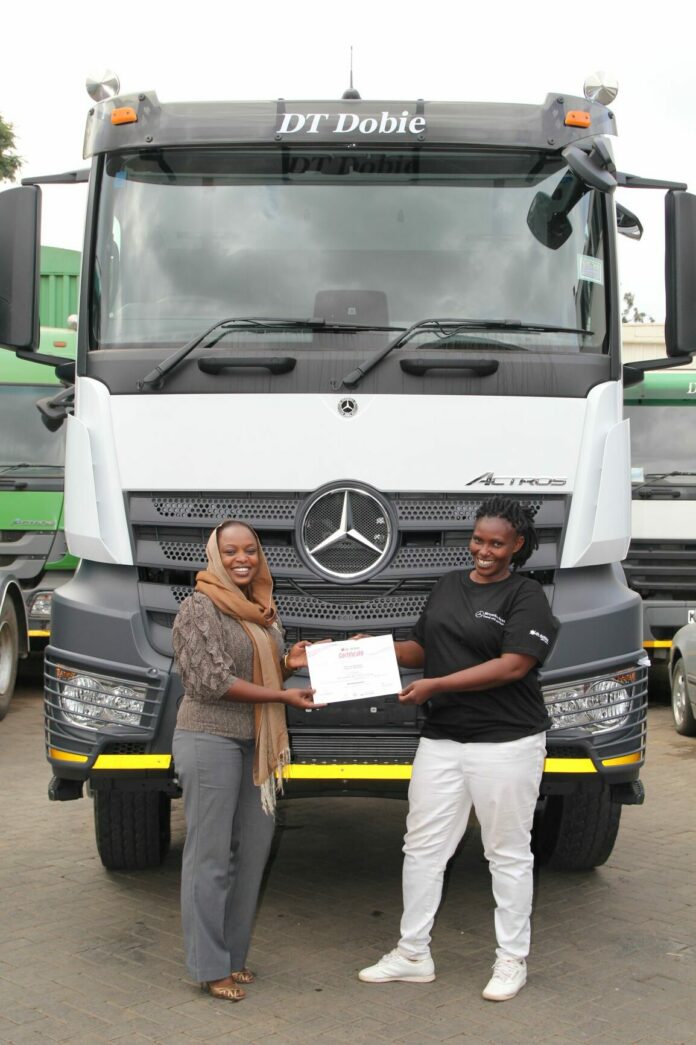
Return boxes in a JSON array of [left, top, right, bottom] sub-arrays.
[[306, 635, 402, 705]]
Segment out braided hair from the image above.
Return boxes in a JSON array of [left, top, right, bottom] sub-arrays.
[[474, 497, 538, 569]]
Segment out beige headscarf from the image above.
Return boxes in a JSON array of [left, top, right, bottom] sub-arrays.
[[195, 521, 289, 814]]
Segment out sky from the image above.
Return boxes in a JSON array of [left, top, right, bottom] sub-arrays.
[[2, 0, 694, 322]]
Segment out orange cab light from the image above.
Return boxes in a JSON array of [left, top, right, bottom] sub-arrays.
[[565, 110, 591, 128], [111, 106, 138, 126], [52, 340, 67, 348]]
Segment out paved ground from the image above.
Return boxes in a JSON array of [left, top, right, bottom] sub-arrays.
[[1, 667, 695, 1044]]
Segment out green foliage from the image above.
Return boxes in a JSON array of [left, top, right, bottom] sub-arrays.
[[621, 291, 654, 324], [0, 113, 22, 183]]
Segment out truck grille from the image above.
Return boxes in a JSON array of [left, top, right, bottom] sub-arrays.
[[0, 530, 56, 582], [624, 540, 696, 600], [129, 490, 566, 654]]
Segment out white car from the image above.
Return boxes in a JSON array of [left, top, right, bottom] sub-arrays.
[[670, 624, 696, 736]]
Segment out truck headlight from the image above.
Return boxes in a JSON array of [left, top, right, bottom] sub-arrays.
[[543, 673, 633, 731], [57, 667, 147, 729], [28, 591, 53, 618]]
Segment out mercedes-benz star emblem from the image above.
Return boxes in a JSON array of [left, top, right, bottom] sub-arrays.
[[338, 397, 358, 417], [299, 485, 394, 581]]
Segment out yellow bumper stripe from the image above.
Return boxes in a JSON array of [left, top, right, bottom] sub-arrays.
[[50, 753, 635, 778], [92, 754, 172, 770], [544, 757, 597, 773], [601, 753, 641, 767], [28, 629, 51, 638], [282, 764, 412, 781], [49, 747, 88, 764], [643, 640, 672, 649], [282, 757, 606, 780]]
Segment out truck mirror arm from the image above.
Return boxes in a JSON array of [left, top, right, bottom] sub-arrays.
[[623, 354, 694, 387], [615, 173, 688, 192], [36, 385, 75, 432], [21, 169, 90, 186]]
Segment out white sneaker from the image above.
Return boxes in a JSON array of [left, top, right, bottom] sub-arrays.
[[482, 957, 527, 1001], [359, 948, 436, 983]]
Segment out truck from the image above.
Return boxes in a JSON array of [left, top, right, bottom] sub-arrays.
[[1, 74, 694, 871], [623, 370, 696, 664], [0, 324, 78, 718]]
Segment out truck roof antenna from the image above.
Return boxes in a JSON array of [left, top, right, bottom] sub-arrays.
[[342, 46, 361, 100]]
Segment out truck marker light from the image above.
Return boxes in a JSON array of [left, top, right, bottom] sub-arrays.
[[564, 110, 591, 128], [49, 747, 88, 763], [601, 753, 641, 767], [111, 107, 138, 126]]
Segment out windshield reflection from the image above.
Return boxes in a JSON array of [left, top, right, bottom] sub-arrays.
[[93, 148, 608, 352], [0, 387, 66, 468], [627, 406, 696, 480]]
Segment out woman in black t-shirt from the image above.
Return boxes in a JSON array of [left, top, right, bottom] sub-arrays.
[[359, 497, 558, 1002]]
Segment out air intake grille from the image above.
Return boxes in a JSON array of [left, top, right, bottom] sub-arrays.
[[130, 489, 566, 654]]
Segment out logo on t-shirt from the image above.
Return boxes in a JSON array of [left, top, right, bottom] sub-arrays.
[[475, 610, 506, 626], [529, 629, 549, 645]]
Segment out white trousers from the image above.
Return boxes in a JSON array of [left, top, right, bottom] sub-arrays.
[[398, 732, 546, 962]]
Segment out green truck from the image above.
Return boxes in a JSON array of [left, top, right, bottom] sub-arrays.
[[623, 370, 696, 662], [0, 247, 79, 718]]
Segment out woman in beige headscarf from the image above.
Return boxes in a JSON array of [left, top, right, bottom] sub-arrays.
[[172, 520, 319, 1002]]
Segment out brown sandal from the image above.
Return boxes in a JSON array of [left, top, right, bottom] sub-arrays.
[[202, 980, 246, 1002], [230, 968, 255, 984]]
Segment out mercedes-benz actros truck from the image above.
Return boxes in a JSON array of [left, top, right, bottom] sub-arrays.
[[1, 73, 694, 871]]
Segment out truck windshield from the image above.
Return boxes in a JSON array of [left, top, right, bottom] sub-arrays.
[[0, 386, 66, 468], [626, 405, 696, 483], [92, 148, 608, 353]]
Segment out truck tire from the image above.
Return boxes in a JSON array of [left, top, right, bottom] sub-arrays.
[[0, 598, 20, 721], [671, 658, 696, 736], [93, 790, 171, 871], [533, 790, 621, 871]]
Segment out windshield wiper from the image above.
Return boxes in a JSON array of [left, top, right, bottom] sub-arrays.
[[0, 463, 32, 474], [632, 470, 696, 493], [137, 316, 405, 391], [340, 318, 591, 388]]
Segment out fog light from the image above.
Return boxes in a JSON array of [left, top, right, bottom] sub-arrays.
[[28, 591, 53, 618], [544, 673, 631, 731], [57, 668, 147, 729]]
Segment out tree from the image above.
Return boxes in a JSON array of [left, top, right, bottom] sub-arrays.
[[621, 291, 654, 324], [0, 113, 21, 183]]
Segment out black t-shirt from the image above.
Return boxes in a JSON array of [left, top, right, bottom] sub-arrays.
[[412, 570, 558, 743]]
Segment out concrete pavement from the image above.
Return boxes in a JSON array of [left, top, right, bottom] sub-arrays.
[[1, 671, 695, 1044]]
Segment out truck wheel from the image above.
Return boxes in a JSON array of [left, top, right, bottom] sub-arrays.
[[93, 790, 171, 871], [0, 598, 20, 721], [533, 790, 621, 871], [671, 658, 696, 736]]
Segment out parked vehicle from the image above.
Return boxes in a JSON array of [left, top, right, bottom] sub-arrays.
[[0, 326, 78, 718], [1, 73, 694, 869], [623, 370, 696, 664], [669, 623, 696, 735]]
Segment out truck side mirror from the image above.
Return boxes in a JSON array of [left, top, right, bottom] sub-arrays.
[[665, 190, 696, 357], [0, 186, 41, 351], [616, 203, 643, 240]]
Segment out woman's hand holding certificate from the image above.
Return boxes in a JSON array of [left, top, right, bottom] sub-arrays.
[[306, 635, 401, 704]]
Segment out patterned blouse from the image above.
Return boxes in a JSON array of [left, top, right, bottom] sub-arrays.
[[172, 591, 284, 740]]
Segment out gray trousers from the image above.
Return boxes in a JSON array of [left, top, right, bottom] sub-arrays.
[[173, 729, 276, 982]]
